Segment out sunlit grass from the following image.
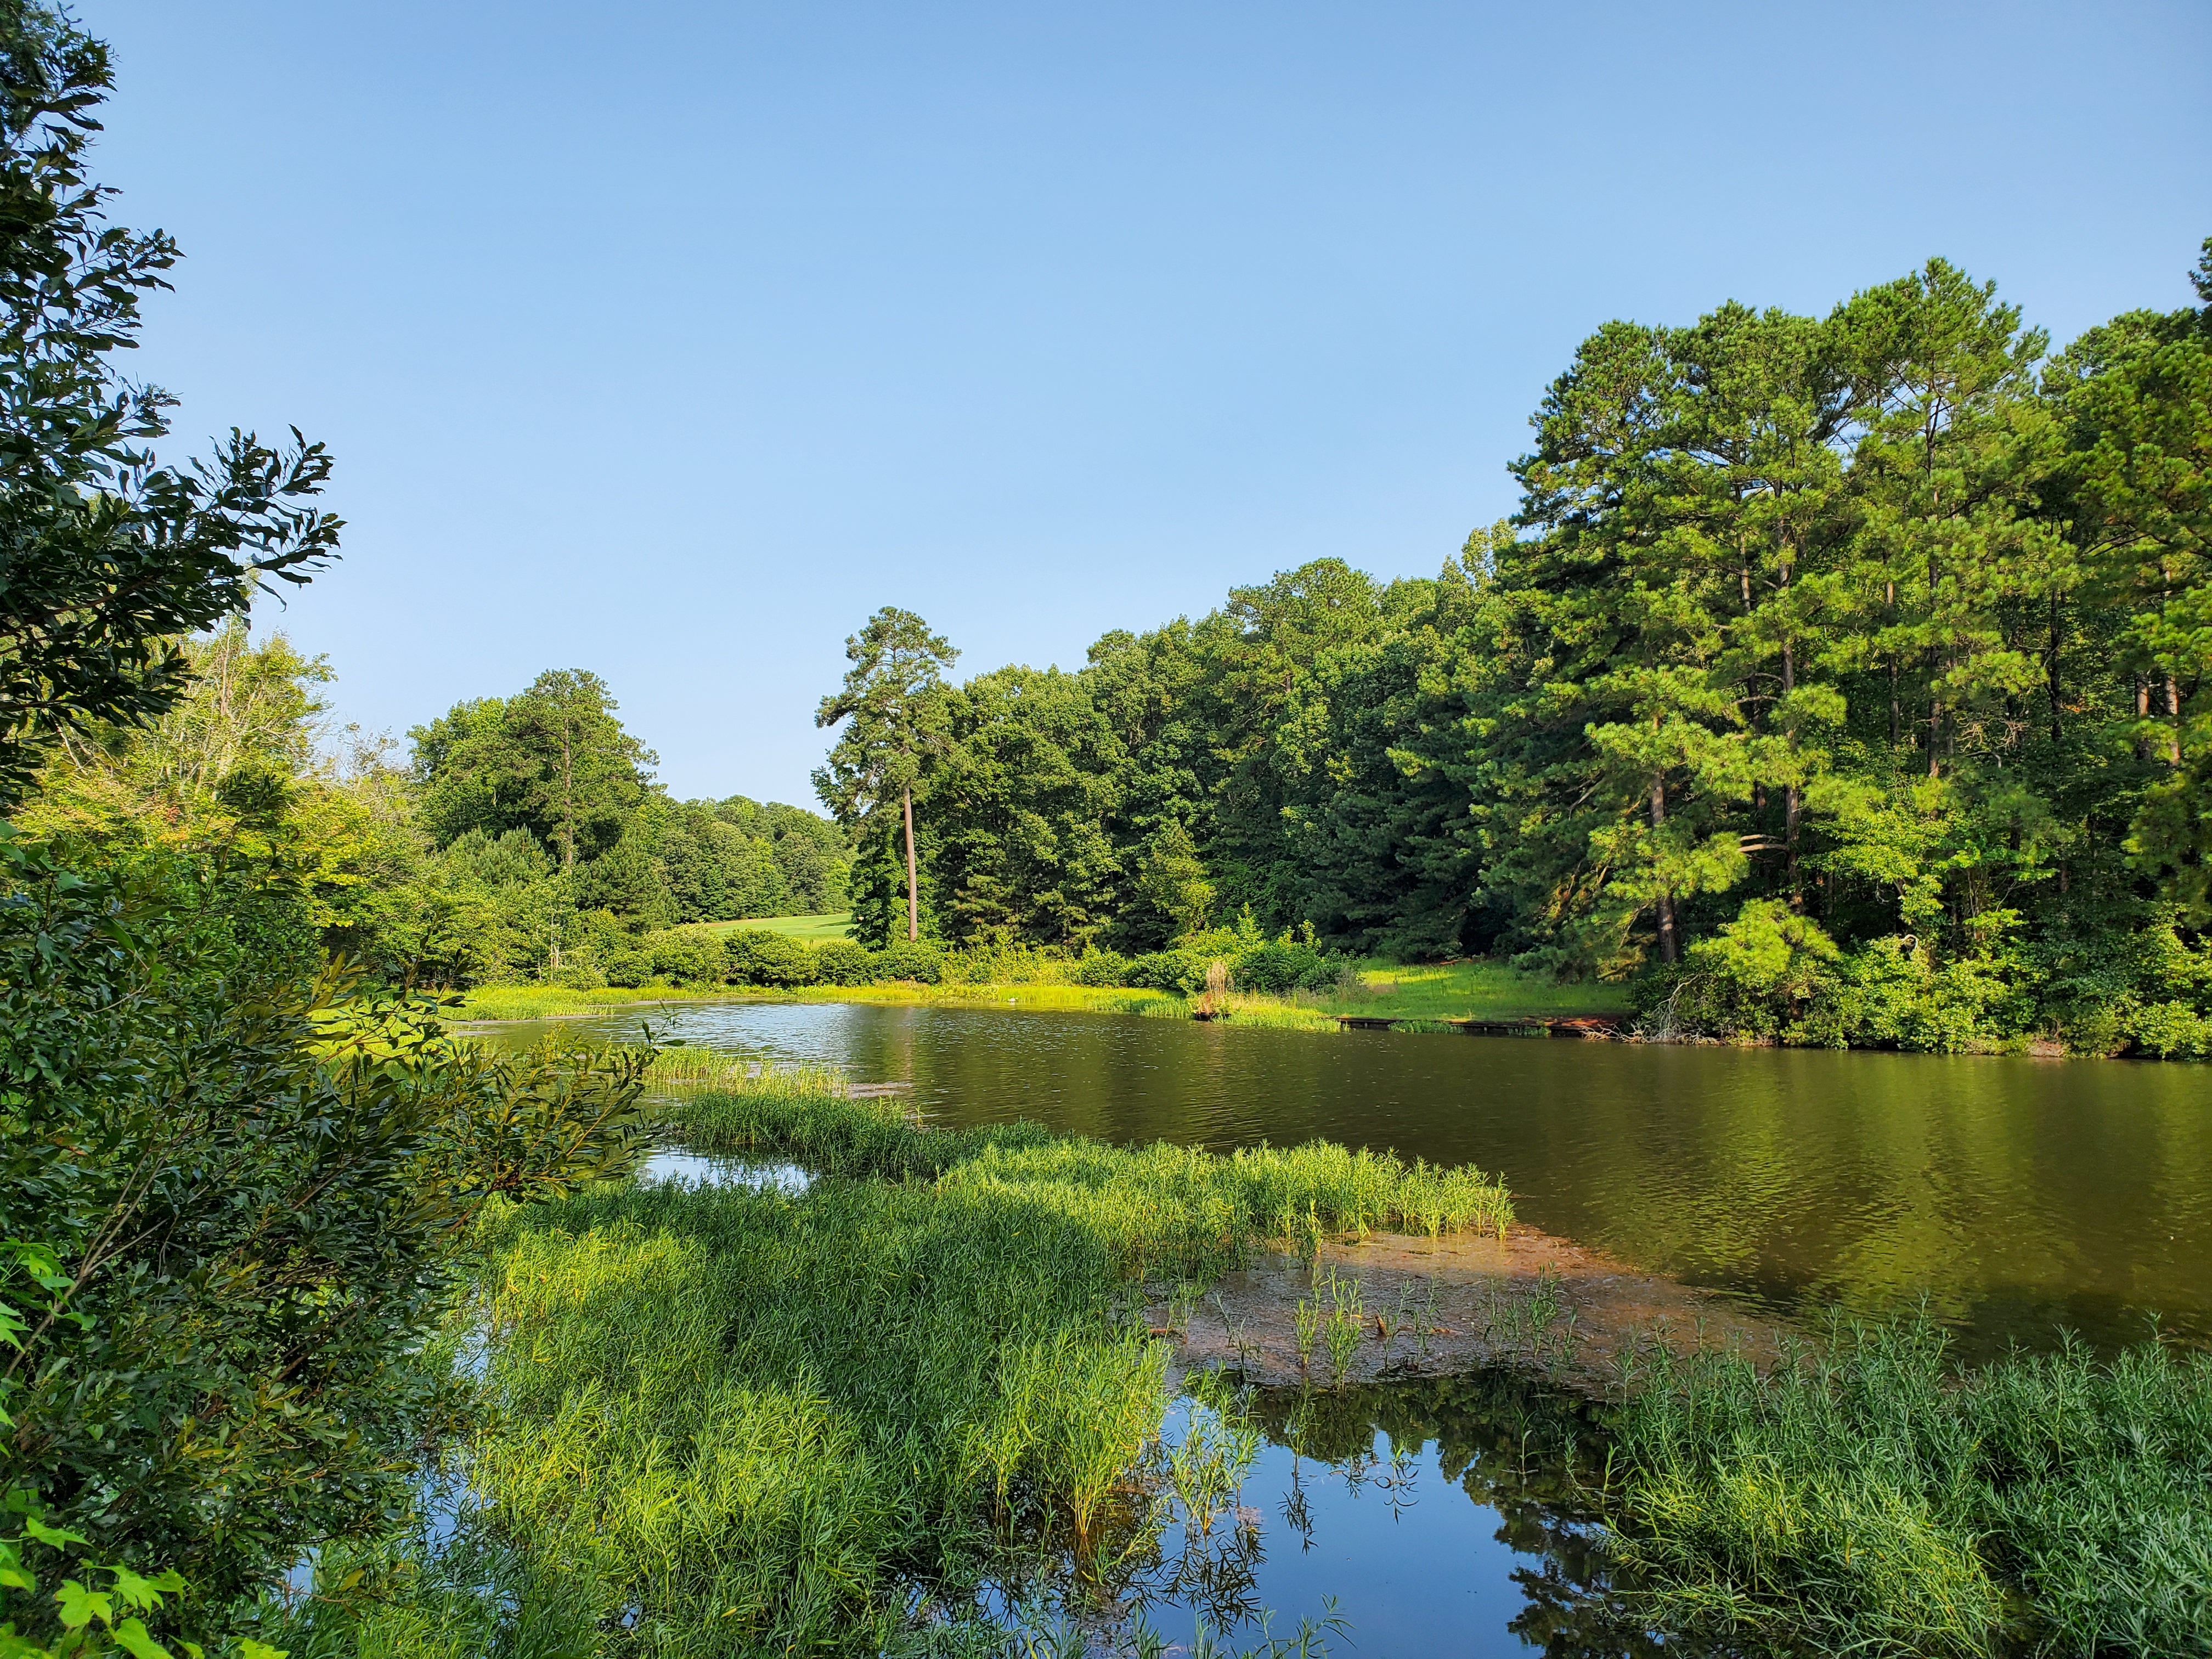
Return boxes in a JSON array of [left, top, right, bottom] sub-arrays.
[[1612, 1316, 2212, 1656], [693, 912, 854, 942], [1318, 961, 1631, 1022], [452, 984, 710, 1021], [437, 1076, 1514, 1650]]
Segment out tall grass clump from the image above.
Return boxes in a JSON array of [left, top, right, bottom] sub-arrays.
[[1611, 1316, 2212, 1657]]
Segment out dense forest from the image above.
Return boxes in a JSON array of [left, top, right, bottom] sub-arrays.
[[830, 250, 2212, 1053]]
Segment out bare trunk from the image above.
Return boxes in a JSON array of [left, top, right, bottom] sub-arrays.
[[1887, 580, 1901, 748], [903, 787, 919, 943], [1651, 771, 1677, 966], [2047, 591, 2063, 747], [1782, 603, 1799, 905]]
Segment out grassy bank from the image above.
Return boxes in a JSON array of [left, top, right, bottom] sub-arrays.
[[1612, 1320, 2212, 1656], [272, 1076, 2208, 1657], [450, 958, 1624, 1029]]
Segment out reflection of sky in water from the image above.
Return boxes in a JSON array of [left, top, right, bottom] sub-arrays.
[[478, 997, 2212, 1356], [1137, 1401, 1546, 1658], [637, 1149, 811, 1193]]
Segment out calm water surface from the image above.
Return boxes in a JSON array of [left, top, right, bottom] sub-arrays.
[[486, 999, 2212, 1354]]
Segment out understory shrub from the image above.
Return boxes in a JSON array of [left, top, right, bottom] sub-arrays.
[[811, 938, 874, 985], [1070, 948, 1130, 986], [724, 928, 820, 987], [867, 941, 944, 983], [603, 944, 652, 988], [648, 927, 727, 987]]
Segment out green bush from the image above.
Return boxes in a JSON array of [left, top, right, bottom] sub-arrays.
[[1070, 949, 1131, 987], [725, 929, 820, 988], [867, 941, 944, 984], [811, 939, 874, 986], [1662, 899, 1842, 1040], [1234, 938, 1334, 994], [603, 945, 652, 988], [648, 928, 727, 986], [1124, 949, 1206, 993]]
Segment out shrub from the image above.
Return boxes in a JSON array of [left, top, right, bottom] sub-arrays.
[[811, 939, 874, 986], [724, 929, 821, 988], [648, 929, 727, 987], [868, 941, 944, 984], [603, 946, 652, 989], [549, 957, 607, 991], [1661, 900, 1841, 1040], [1234, 938, 1333, 995], [1070, 949, 1131, 987], [1124, 949, 1207, 994]]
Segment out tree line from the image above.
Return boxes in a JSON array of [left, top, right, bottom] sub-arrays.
[[817, 249, 2212, 1052]]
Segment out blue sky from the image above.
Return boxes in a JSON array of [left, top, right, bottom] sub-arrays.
[[94, 1, 2210, 805]]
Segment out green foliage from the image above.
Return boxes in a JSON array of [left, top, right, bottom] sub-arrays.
[[810, 938, 873, 986], [813, 608, 959, 946], [0, 1, 337, 808], [866, 940, 944, 984], [0, 824, 654, 1644], [1612, 1318, 2212, 1656], [720, 927, 817, 988], [0, 1488, 285, 1659], [648, 927, 727, 987], [1661, 900, 1842, 1040]]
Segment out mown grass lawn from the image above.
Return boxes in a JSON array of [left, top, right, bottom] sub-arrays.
[[1319, 961, 1633, 1023], [694, 911, 853, 942]]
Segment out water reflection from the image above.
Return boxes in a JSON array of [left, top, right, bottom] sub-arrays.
[[978, 1374, 1731, 1659], [480, 1000, 2212, 1356]]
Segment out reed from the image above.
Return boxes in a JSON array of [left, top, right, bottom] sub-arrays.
[[1610, 1315, 2212, 1657]]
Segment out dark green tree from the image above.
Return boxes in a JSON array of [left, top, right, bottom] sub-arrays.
[[813, 608, 957, 944]]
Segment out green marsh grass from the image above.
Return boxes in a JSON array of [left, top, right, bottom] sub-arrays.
[[458, 1074, 1513, 1653], [1611, 1315, 2212, 1657]]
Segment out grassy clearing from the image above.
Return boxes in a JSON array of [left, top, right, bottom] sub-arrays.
[[791, 981, 1176, 1015], [1612, 1318, 2212, 1656], [693, 912, 854, 942], [1318, 961, 1632, 1023], [446, 957, 1618, 1031], [450, 984, 718, 1021]]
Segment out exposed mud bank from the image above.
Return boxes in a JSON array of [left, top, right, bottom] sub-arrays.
[[1149, 1222, 1790, 1398]]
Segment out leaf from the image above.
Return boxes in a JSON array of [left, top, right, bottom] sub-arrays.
[[106, 1563, 173, 1611], [236, 1641, 290, 1659], [23, 1517, 88, 1549], [110, 1616, 173, 1658], [54, 1577, 112, 1630]]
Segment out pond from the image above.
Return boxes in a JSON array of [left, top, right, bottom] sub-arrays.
[[478, 999, 2212, 1357], [461, 1001, 2212, 1654]]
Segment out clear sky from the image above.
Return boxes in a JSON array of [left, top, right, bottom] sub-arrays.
[[92, 1, 2210, 805]]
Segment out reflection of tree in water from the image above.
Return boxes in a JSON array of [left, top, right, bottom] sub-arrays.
[[953, 1372, 1759, 1658], [1246, 1374, 1756, 1659]]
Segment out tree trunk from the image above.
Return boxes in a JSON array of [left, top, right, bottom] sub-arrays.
[[903, 786, 920, 943], [1782, 617, 1799, 906], [1650, 771, 1677, 966], [2047, 591, 2063, 747]]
